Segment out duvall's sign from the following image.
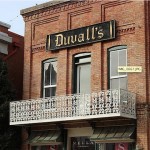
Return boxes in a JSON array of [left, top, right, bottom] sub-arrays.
[[46, 20, 116, 51]]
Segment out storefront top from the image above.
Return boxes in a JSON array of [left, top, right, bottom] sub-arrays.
[[90, 125, 135, 143], [27, 130, 62, 146], [0, 21, 11, 29]]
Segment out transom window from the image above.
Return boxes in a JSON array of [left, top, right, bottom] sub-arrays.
[[109, 46, 127, 90], [42, 58, 57, 97]]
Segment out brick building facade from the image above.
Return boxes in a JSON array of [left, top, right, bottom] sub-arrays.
[[0, 21, 24, 99], [10, 0, 150, 150]]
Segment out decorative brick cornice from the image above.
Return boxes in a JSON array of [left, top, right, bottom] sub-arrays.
[[101, 0, 132, 22], [23, 0, 99, 22], [137, 103, 150, 110], [32, 15, 59, 40], [32, 43, 45, 53], [32, 15, 59, 26], [67, 7, 92, 29], [136, 103, 150, 119], [117, 23, 135, 36]]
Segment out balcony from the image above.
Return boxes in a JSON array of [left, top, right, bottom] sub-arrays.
[[10, 89, 136, 125]]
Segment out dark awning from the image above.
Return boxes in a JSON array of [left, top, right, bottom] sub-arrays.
[[90, 126, 135, 143], [28, 130, 62, 145]]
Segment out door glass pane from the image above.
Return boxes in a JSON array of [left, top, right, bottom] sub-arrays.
[[106, 143, 115, 150], [110, 78, 119, 89], [44, 63, 50, 86], [120, 77, 127, 89], [96, 143, 106, 150], [77, 63, 91, 94], [51, 61, 57, 85], [79, 57, 91, 63], [110, 51, 118, 77]]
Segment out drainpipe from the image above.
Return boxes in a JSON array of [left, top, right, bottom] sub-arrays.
[[3, 42, 19, 61]]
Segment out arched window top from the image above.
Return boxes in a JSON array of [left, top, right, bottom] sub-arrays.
[[74, 53, 91, 64], [108, 45, 127, 52], [43, 58, 57, 63], [74, 52, 91, 58]]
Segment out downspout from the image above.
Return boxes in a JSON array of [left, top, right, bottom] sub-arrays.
[[3, 42, 19, 61], [144, 1, 150, 150]]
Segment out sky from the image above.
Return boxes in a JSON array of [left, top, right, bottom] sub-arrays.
[[0, 0, 51, 36]]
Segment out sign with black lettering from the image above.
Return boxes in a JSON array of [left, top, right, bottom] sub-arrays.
[[46, 20, 116, 51]]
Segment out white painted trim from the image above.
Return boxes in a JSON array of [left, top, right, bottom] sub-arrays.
[[10, 113, 121, 125]]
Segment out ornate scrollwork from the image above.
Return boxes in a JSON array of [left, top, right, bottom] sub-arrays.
[[10, 89, 136, 125]]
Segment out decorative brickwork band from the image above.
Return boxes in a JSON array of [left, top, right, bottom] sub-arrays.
[[22, 0, 99, 22]]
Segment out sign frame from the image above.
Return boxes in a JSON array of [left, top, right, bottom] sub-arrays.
[[46, 20, 116, 51]]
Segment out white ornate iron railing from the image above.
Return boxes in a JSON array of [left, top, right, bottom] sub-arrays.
[[10, 89, 136, 125]]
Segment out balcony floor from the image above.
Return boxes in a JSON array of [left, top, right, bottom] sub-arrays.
[[10, 89, 136, 125]]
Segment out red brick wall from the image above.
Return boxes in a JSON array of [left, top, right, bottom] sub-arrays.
[[0, 25, 9, 32], [22, 0, 149, 149], [0, 27, 24, 100], [22, 1, 148, 99]]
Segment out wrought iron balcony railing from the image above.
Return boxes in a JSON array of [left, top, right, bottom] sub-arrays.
[[10, 89, 136, 125]]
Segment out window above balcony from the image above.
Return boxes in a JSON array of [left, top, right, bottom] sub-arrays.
[[42, 58, 57, 97]]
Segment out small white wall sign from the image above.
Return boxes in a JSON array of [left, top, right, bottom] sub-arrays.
[[118, 66, 142, 72]]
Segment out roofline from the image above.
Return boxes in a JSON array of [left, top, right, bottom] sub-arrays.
[[20, 0, 72, 15], [0, 21, 11, 29]]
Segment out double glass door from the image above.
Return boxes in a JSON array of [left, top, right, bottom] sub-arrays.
[[76, 63, 91, 94], [74, 54, 91, 115], [74, 54, 91, 94]]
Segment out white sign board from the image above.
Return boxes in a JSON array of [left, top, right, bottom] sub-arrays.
[[118, 66, 142, 72]]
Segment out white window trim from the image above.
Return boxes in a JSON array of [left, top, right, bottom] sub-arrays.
[[109, 47, 127, 90], [43, 59, 57, 98]]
